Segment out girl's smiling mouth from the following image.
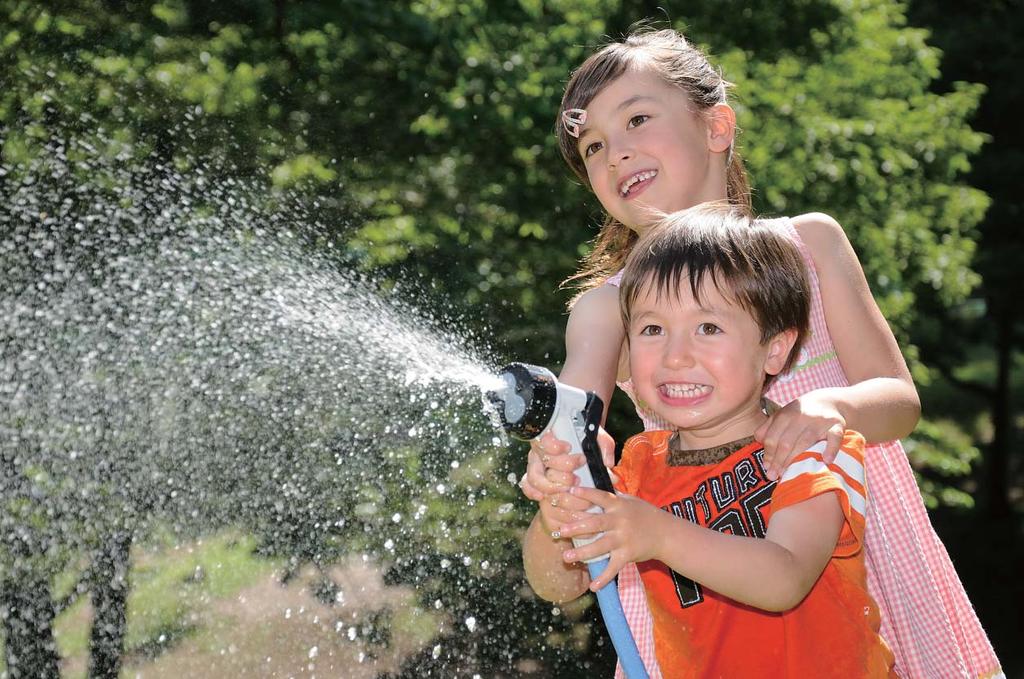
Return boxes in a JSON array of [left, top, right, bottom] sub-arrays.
[[619, 169, 658, 198]]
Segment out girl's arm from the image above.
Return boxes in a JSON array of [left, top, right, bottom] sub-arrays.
[[558, 283, 626, 411], [523, 512, 591, 603], [520, 283, 624, 503], [758, 213, 920, 475], [520, 285, 624, 601], [794, 212, 921, 441], [558, 486, 845, 612]]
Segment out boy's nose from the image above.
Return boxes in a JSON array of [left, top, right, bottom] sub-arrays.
[[663, 336, 696, 368]]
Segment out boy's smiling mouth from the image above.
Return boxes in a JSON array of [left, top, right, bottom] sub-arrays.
[[659, 382, 712, 404], [619, 169, 658, 197]]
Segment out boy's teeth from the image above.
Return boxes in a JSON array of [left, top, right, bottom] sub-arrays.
[[620, 170, 657, 196], [663, 383, 711, 398]]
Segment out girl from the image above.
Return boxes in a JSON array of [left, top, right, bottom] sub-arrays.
[[520, 28, 1001, 679]]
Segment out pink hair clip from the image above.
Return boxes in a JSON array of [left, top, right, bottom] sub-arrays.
[[561, 108, 587, 138]]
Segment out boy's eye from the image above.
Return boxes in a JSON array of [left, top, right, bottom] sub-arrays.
[[696, 322, 721, 336], [627, 114, 650, 128], [584, 141, 603, 158], [639, 324, 663, 336]]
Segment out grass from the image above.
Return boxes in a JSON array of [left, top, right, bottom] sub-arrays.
[[0, 528, 442, 678], [48, 530, 281, 677]]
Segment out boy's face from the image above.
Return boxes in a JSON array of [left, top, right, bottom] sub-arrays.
[[627, 275, 795, 448], [574, 70, 731, 232]]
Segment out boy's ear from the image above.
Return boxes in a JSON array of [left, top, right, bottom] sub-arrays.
[[706, 103, 736, 154], [763, 328, 799, 376]]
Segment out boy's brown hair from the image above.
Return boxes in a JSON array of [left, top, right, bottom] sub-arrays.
[[619, 203, 811, 382]]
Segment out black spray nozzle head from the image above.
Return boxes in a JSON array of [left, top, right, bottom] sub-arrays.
[[486, 362, 558, 440]]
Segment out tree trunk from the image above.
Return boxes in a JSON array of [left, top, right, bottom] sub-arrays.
[[0, 574, 61, 679], [986, 311, 1013, 519], [87, 530, 133, 679]]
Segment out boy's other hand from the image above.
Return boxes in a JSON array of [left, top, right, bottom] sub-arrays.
[[756, 394, 845, 480], [556, 486, 666, 591]]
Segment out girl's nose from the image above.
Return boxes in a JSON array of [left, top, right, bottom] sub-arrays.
[[606, 137, 633, 169]]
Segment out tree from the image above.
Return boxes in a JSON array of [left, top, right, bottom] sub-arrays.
[[1, 0, 991, 675], [906, 0, 1023, 519]]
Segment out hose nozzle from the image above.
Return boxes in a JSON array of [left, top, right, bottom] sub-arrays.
[[486, 362, 558, 440]]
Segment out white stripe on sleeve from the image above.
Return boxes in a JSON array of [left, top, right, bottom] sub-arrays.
[[778, 450, 866, 518]]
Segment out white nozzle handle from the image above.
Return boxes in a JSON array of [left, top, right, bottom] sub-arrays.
[[544, 382, 611, 563]]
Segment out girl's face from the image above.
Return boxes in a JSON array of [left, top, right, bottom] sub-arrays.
[[574, 70, 732, 232], [627, 277, 794, 449]]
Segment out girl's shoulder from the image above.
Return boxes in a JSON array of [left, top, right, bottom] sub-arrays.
[[567, 283, 623, 333], [571, 280, 620, 310], [788, 212, 849, 251], [783, 212, 855, 273]]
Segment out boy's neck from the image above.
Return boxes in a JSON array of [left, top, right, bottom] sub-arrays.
[[667, 433, 757, 466], [669, 398, 778, 452]]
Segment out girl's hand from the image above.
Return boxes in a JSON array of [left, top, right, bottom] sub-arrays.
[[519, 428, 618, 528], [519, 433, 576, 502], [756, 393, 845, 480], [555, 486, 666, 591], [519, 433, 592, 533], [520, 427, 617, 501]]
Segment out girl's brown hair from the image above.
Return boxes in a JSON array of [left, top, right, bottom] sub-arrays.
[[558, 27, 752, 297]]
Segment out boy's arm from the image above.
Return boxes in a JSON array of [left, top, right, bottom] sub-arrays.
[[653, 492, 844, 611], [558, 485, 845, 612]]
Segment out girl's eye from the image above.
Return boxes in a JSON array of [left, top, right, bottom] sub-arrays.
[[696, 322, 721, 336], [584, 141, 603, 158], [639, 324, 663, 336], [628, 114, 650, 128]]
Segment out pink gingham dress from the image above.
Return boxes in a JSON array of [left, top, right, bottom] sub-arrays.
[[606, 217, 1003, 679]]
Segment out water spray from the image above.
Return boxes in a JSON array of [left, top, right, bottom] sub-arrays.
[[488, 362, 649, 679]]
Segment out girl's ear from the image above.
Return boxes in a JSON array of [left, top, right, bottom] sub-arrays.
[[763, 328, 799, 376], [706, 103, 736, 154]]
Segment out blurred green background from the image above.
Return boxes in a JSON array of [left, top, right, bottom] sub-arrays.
[[1, 0, 1021, 676]]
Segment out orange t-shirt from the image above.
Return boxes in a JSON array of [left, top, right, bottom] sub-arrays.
[[613, 430, 895, 678]]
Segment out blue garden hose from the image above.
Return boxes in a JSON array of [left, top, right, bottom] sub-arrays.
[[588, 557, 649, 679], [488, 363, 650, 678]]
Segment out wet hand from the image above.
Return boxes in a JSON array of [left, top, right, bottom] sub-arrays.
[[756, 395, 845, 480], [518, 433, 592, 532], [519, 432, 582, 498], [556, 486, 666, 591]]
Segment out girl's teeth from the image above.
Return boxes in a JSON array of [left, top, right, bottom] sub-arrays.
[[620, 170, 657, 196]]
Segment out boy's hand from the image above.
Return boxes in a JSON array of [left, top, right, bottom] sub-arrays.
[[555, 486, 666, 591], [756, 394, 845, 480]]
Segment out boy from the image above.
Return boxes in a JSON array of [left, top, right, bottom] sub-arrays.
[[522, 204, 895, 677]]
